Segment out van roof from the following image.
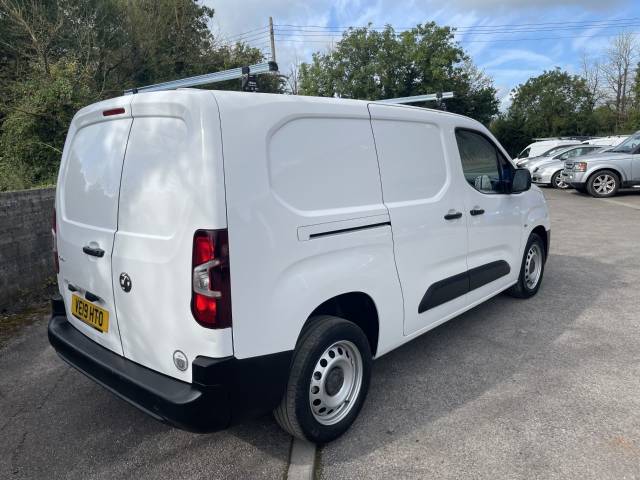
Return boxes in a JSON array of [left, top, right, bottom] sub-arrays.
[[188, 88, 471, 120]]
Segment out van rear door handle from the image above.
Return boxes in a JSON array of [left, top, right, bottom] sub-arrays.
[[82, 245, 105, 257], [85, 291, 102, 303], [444, 210, 463, 220], [470, 207, 485, 216]]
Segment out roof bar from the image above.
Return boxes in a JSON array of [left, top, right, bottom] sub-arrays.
[[124, 61, 278, 95], [378, 92, 455, 104]]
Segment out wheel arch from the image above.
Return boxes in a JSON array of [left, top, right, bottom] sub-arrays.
[[586, 166, 625, 184], [531, 225, 549, 260], [301, 292, 380, 356]]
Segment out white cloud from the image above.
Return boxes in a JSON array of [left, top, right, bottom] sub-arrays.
[[204, 0, 637, 99], [482, 49, 553, 69]]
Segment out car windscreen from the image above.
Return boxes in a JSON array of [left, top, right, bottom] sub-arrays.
[[543, 145, 576, 157], [610, 132, 640, 153]]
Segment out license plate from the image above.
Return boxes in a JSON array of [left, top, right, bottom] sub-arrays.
[[71, 294, 109, 332]]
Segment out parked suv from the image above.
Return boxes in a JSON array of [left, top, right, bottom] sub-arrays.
[[531, 145, 606, 189], [48, 90, 550, 443], [562, 131, 640, 197]]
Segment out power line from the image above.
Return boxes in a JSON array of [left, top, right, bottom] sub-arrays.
[[272, 22, 640, 37], [273, 30, 640, 45], [274, 17, 640, 31]]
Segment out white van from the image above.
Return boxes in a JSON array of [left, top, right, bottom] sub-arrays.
[[515, 139, 580, 160], [49, 90, 550, 443]]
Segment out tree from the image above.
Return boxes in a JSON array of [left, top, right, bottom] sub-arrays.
[[298, 23, 499, 124], [491, 69, 595, 156], [0, 0, 282, 190], [600, 33, 637, 129]]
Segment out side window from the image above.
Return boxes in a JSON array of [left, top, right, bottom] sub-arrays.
[[455, 129, 509, 194], [519, 147, 530, 158]]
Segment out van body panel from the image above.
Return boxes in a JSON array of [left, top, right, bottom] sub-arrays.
[[368, 104, 469, 336], [213, 92, 403, 359], [112, 90, 232, 381], [56, 96, 134, 355]]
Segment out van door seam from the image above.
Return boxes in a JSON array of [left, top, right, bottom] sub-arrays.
[[110, 116, 135, 357], [367, 105, 406, 334]]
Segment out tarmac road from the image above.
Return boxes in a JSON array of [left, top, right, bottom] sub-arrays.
[[1, 188, 639, 479], [319, 188, 640, 479]]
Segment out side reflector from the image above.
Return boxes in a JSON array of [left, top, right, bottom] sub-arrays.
[[103, 108, 125, 117], [52, 207, 59, 274]]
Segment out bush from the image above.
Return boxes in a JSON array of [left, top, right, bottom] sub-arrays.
[[0, 60, 96, 190]]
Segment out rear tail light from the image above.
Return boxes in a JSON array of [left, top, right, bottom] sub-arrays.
[[191, 229, 232, 329], [575, 162, 588, 172], [52, 207, 59, 274]]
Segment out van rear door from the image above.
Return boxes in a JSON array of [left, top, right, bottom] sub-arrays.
[[56, 98, 133, 355], [111, 90, 232, 382]]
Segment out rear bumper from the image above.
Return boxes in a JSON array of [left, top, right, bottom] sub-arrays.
[[48, 297, 292, 433]]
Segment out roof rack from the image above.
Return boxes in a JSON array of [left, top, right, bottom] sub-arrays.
[[124, 61, 278, 95], [378, 92, 454, 104]]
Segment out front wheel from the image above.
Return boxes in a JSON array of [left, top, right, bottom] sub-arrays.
[[587, 170, 619, 198], [274, 316, 372, 443], [551, 171, 570, 189], [507, 233, 546, 298]]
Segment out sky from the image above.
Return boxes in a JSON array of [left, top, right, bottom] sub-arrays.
[[204, 0, 640, 109]]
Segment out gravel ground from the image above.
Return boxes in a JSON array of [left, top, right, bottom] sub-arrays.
[[319, 188, 640, 479]]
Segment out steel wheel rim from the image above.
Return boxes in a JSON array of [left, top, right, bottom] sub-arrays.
[[554, 173, 568, 189], [524, 244, 542, 290], [309, 340, 363, 426], [593, 174, 615, 194]]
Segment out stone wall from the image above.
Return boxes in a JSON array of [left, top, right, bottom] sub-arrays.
[[0, 188, 56, 311]]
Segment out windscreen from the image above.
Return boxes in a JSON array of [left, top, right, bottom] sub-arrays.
[[610, 132, 640, 153]]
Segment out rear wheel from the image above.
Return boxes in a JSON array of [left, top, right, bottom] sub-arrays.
[[587, 170, 619, 198], [507, 233, 545, 299], [274, 316, 372, 443], [551, 171, 569, 189]]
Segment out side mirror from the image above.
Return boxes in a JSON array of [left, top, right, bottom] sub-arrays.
[[511, 168, 531, 193]]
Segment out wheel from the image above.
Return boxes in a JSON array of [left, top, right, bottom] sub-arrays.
[[507, 233, 546, 298], [274, 316, 372, 443], [551, 171, 569, 189], [587, 170, 619, 198]]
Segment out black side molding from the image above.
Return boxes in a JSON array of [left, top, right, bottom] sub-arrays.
[[309, 221, 391, 239], [418, 260, 510, 313]]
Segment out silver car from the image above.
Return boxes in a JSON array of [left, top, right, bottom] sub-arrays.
[[530, 145, 607, 189], [562, 131, 640, 197], [516, 143, 580, 169]]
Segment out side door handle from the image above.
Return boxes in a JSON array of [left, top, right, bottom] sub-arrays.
[[470, 207, 485, 216], [444, 210, 463, 220], [82, 245, 105, 257]]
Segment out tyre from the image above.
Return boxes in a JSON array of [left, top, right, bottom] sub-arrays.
[[587, 169, 619, 198], [551, 171, 569, 189], [274, 315, 372, 443], [507, 233, 545, 299]]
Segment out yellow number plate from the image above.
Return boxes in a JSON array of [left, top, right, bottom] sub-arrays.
[[71, 294, 109, 333]]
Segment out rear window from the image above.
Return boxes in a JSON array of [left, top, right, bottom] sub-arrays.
[[61, 118, 132, 229]]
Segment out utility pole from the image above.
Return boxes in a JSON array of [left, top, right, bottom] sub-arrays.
[[269, 16, 277, 64]]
